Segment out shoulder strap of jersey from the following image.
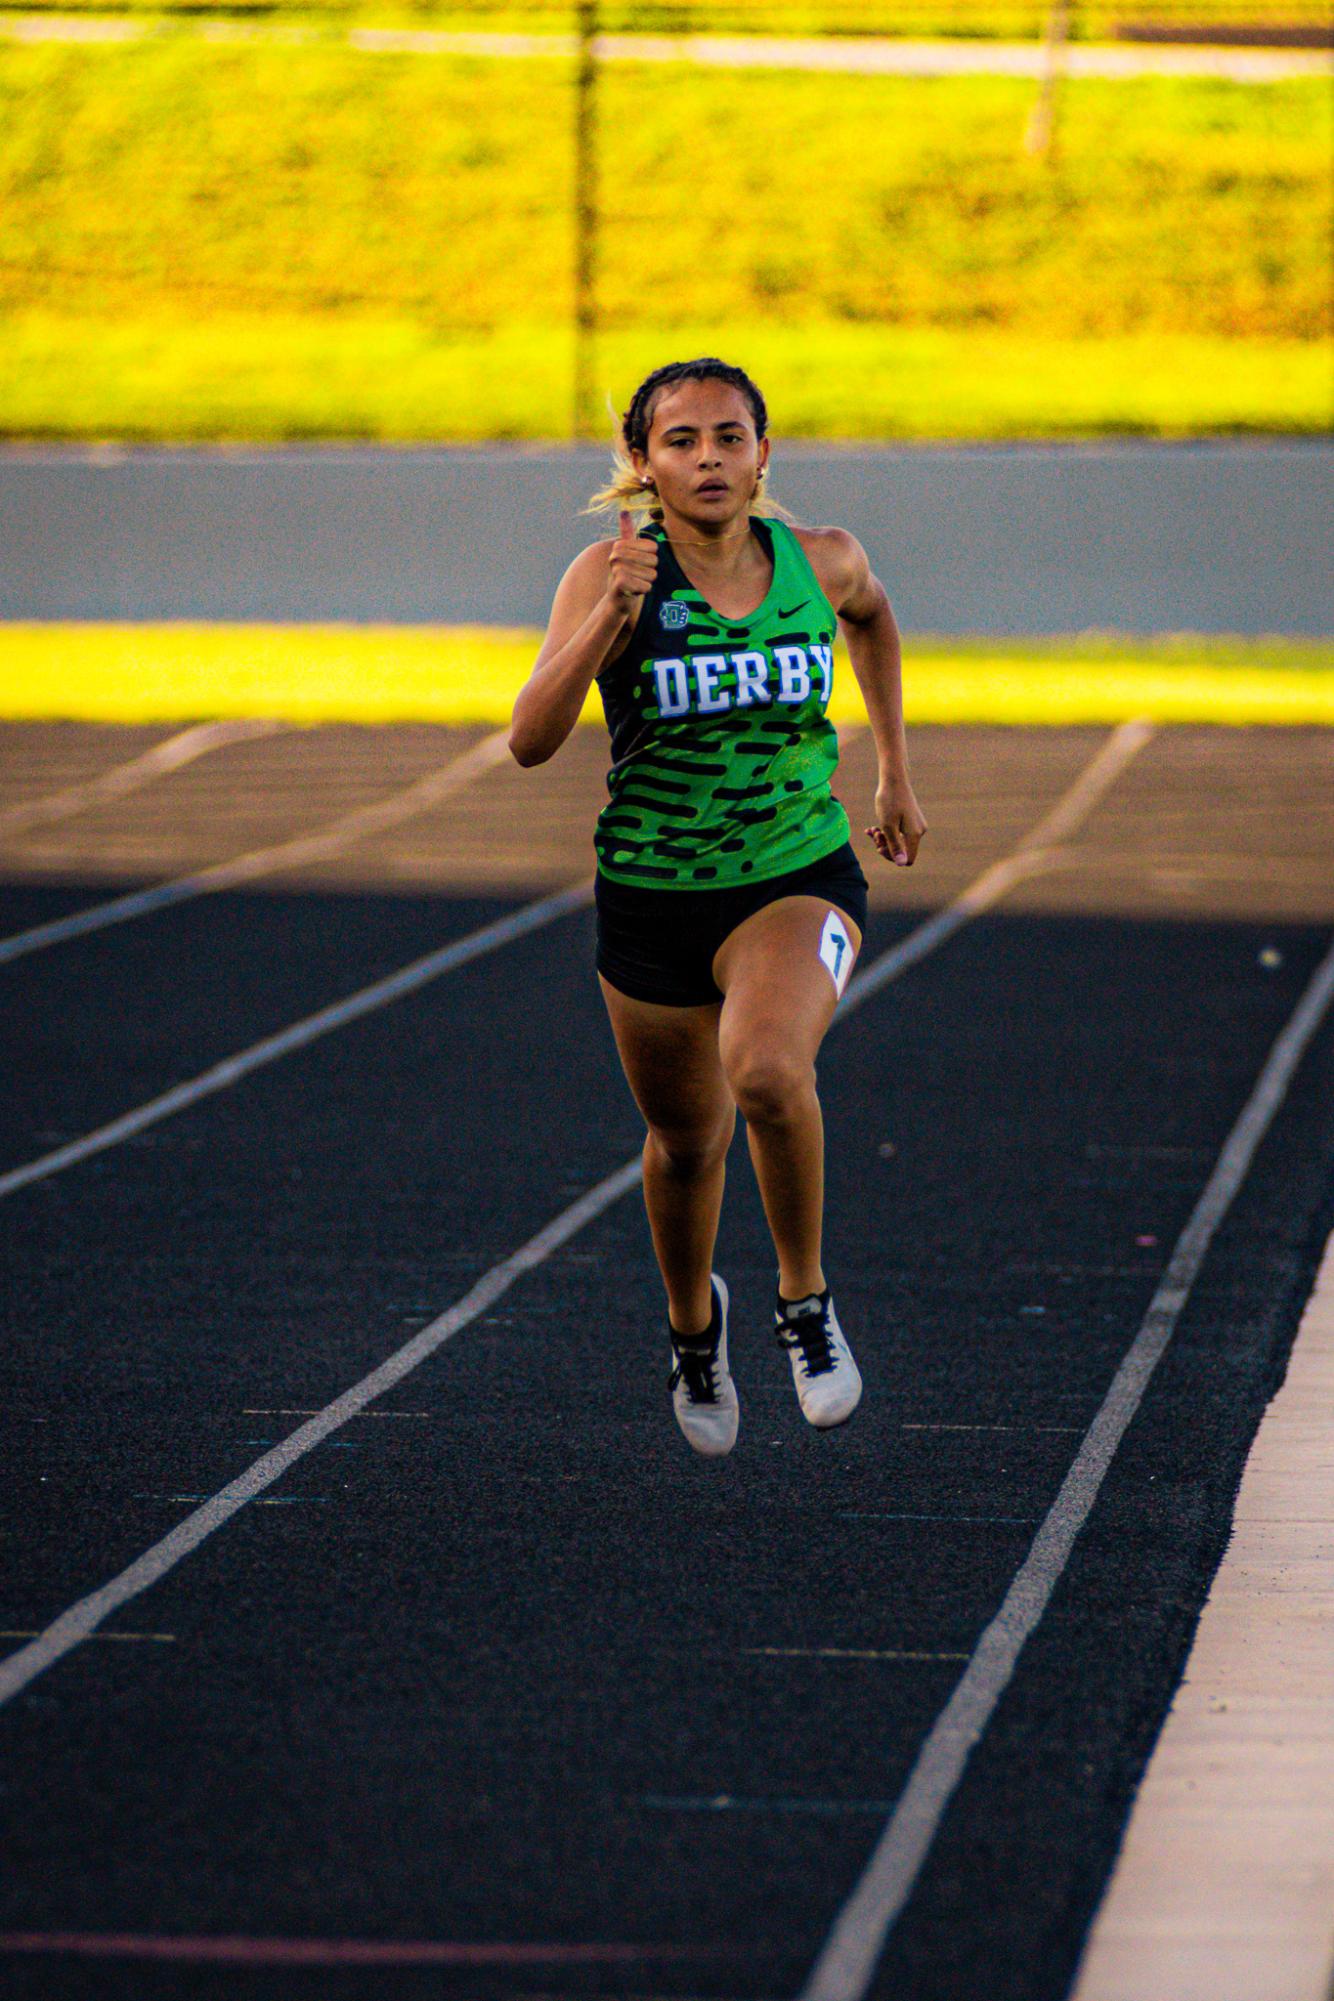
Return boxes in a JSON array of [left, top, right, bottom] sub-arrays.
[[766, 518, 839, 625]]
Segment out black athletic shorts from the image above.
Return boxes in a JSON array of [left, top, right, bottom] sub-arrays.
[[595, 840, 869, 1008]]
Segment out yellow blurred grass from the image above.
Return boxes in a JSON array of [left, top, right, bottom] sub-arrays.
[[1, 43, 1329, 440], [3, 317, 1327, 442], [3, 624, 1331, 725]]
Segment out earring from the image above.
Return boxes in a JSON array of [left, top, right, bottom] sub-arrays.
[[641, 476, 653, 488]]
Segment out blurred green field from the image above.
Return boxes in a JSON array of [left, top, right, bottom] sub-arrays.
[[6, 627, 1332, 726], [4, 317, 1323, 441], [1, 38, 1328, 440]]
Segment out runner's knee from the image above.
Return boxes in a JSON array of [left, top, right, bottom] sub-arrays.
[[646, 1115, 733, 1178], [724, 1048, 813, 1128]]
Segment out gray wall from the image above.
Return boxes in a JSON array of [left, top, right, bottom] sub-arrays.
[[2, 441, 1330, 634]]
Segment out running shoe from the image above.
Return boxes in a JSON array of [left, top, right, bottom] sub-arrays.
[[669, 1275, 738, 1458], [775, 1286, 862, 1428]]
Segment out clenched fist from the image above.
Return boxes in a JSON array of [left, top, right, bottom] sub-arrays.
[[606, 509, 659, 615], [866, 773, 927, 867]]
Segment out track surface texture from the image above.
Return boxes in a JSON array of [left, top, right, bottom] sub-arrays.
[[1, 720, 1332, 2001]]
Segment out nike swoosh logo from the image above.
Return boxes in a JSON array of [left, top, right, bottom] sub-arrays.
[[776, 601, 807, 619]]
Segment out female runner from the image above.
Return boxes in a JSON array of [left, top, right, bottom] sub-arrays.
[[510, 358, 925, 1458]]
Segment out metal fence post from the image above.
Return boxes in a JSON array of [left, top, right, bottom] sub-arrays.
[[1026, 0, 1072, 157], [573, 0, 600, 439]]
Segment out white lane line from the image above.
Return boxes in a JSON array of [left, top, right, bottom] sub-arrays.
[[0, 1158, 642, 1706], [0, 727, 512, 966], [0, 722, 1151, 1703], [0, 720, 855, 1191], [798, 930, 1334, 2001], [0, 719, 282, 841], [0, 720, 1126, 1206], [837, 720, 1154, 1018], [0, 879, 593, 1201]]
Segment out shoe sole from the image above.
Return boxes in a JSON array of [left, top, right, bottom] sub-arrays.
[[803, 1383, 862, 1429]]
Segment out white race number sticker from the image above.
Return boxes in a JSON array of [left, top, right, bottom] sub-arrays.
[[818, 910, 854, 998]]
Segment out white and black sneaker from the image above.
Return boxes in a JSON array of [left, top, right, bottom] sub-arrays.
[[668, 1275, 738, 1458], [775, 1286, 862, 1429]]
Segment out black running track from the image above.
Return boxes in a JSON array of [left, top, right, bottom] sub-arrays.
[[1, 722, 1333, 2001]]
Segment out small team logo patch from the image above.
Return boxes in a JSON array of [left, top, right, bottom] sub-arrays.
[[659, 600, 689, 630]]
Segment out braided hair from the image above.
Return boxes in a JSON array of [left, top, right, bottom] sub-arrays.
[[622, 358, 767, 459], [587, 356, 781, 524]]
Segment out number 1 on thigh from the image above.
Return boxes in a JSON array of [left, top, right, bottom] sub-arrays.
[[818, 909, 854, 998]]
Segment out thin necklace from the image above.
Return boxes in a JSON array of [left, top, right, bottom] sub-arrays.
[[662, 522, 757, 551]]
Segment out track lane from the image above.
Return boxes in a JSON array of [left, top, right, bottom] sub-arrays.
[[802, 931, 1334, 2000], [0, 728, 1155, 1713], [3, 907, 1331, 2001], [0, 884, 563, 1172], [0, 731, 511, 967], [3, 724, 1333, 1999], [0, 725, 1133, 1201], [0, 721, 284, 841], [0, 882, 592, 1200], [0, 898, 642, 1609], [0, 723, 1147, 1646]]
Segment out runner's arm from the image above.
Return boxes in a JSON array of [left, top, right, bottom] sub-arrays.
[[509, 517, 658, 767], [810, 528, 927, 867]]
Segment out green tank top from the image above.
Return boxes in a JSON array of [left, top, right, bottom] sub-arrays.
[[593, 517, 851, 888]]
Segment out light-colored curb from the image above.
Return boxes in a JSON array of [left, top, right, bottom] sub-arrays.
[[3, 20, 1329, 79], [1072, 1229, 1334, 2001]]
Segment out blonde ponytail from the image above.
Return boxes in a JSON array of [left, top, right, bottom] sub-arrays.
[[585, 445, 663, 523]]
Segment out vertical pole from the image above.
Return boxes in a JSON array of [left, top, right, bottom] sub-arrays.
[[1025, 0, 1071, 159], [573, 0, 599, 440]]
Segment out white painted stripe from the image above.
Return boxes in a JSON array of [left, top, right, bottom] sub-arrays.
[[0, 720, 1128, 1204], [0, 728, 511, 965], [839, 719, 1154, 1018], [798, 931, 1334, 2001], [0, 1157, 642, 1705], [0, 719, 281, 841], [0, 721, 1151, 1701], [0, 731, 864, 1191], [0, 880, 593, 1201]]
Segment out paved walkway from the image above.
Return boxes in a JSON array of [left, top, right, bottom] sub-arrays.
[[1072, 1229, 1334, 2001], [6, 443, 1332, 635], [2, 15, 1329, 79]]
